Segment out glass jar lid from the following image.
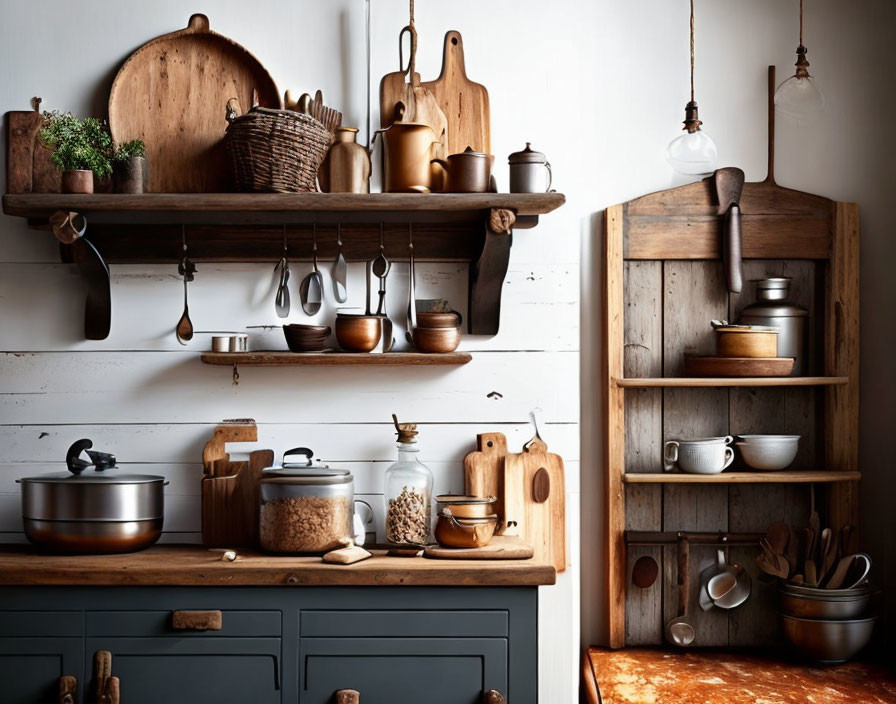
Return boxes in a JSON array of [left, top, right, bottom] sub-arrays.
[[509, 142, 547, 165]]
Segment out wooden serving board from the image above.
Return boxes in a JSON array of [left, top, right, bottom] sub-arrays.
[[463, 432, 509, 532], [6, 109, 60, 194], [683, 355, 794, 377], [504, 437, 567, 573], [423, 536, 533, 560], [108, 14, 280, 193]]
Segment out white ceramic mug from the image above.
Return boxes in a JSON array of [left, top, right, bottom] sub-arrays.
[[663, 436, 734, 474]]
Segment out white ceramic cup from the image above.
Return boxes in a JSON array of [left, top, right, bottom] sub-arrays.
[[663, 436, 734, 474]]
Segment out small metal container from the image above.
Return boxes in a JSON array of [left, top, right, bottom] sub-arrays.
[[211, 334, 248, 353], [508, 143, 552, 193], [435, 495, 496, 519], [738, 278, 808, 375]]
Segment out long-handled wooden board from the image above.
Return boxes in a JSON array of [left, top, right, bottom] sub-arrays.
[[463, 432, 509, 530]]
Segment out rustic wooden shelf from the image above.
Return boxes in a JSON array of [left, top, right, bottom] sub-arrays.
[[614, 376, 848, 388], [623, 471, 861, 484], [200, 351, 473, 366]]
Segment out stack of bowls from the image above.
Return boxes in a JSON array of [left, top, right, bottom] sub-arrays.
[[778, 582, 876, 663], [283, 324, 330, 352], [413, 311, 461, 353], [735, 434, 800, 470]]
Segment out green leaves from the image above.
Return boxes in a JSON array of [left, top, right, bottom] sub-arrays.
[[39, 111, 113, 178], [114, 139, 146, 162]]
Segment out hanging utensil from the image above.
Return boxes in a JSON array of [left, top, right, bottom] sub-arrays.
[[299, 225, 324, 316], [665, 536, 695, 646], [373, 223, 391, 316], [275, 225, 291, 318], [713, 167, 745, 293], [333, 224, 348, 303], [406, 223, 417, 343], [176, 226, 196, 345]]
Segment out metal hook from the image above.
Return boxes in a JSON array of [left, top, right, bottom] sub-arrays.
[[337, 223, 343, 247], [529, 409, 544, 442], [282, 224, 288, 255], [379, 222, 385, 252]]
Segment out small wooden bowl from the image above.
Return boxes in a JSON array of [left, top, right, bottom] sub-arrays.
[[335, 316, 381, 352], [413, 326, 460, 353], [417, 311, 461, 329], [715, 327, 778, 358]]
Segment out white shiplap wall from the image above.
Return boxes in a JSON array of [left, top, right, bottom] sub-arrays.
[[0, 0, 593, 700]]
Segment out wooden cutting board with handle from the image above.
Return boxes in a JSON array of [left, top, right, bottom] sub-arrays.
[[423, 536, 533, 560], [504, 435, 567, 572], [420, 31, 490, 155], [463, 432, 513, 535]]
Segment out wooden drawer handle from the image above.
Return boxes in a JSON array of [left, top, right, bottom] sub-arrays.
[[58, 675, 77, 704], [334, 690, 360, 704], [171, 609, 222, 631]]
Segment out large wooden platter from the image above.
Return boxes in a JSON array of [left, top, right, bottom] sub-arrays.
[[108, 14, 280, 193]]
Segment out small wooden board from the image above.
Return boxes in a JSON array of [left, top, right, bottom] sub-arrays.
[[6, 109, 61, 194], [683, 355, 794, 377], [463, 433, 509, 531], [423, 536, 533, 560]]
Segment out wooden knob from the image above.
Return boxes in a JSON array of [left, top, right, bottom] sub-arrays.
[[482, 690, 505, 704], [334, 690, 360, 704]]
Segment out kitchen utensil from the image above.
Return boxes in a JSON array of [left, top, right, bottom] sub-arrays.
[[778, 586, 872, 620], [435, 511, 498, 548], [735, 435, 800, 470], [779, 613, 876, 663], [299, 226, 324, 316], [6, 101, 61, 194], [665, 537, 695, 646], [372, 120, 440, 192], [786, 524, 800, 579], [809, 509, 821, 558], [463, 433, 511, 534], [757, 551, 790, 580], [335, 313, 382, 352], [839, 524, 855, 559], [176, 229, 196, 345], [423, 535, 534, 560], [431, 146, 493, 193], [714, 325, 779, 357], [275, 226, 291, 318], [18, 439, 165, 553], [714, 167, 745, 293], [297, 92, 312, 115], [819, 528, 835, 581], [683, 355, 795, 377], [704, 548, 752, 609], [842, 553, 872, 590], [407, 224, 417, 343], [435, 495, 496, 519], [108, 13, 279, 192], [739, 277, 809, 375], [419, 31, 490, 155], [331, 226, 348, 303], [310, 89, 342, 134], [413, 326, 460, 353], [508, 143, 552, 193], [767, 521, 790, 556], [283, 324, 330, 353], [663, 437, 734, 474], [632, 555, 659, 589], [372, 224, 392, 316], [503, 418, 567, 572]]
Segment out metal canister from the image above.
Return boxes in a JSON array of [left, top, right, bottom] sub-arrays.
[[508, 143, 552, 193], [738, 277, 808, 375]]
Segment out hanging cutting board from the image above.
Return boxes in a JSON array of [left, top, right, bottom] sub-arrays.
[[423, 536, 533, 560], [463, 432, 512, 534], [504, 436, 567, 572], [420, 31, 490, 155], [108, 14, 280, 193]]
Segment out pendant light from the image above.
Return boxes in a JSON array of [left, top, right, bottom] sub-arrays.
[[666, 0, 718, 176], [775, 0, 824, 121]]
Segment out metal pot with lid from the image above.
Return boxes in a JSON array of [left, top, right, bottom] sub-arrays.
[[18, 439, 166, 553], [508, 142, 552, 193], [737, 277, 808, 375]]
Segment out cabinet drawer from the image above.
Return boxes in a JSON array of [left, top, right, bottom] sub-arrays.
[[300, 610, 508, 638], [0, 611, 82, 638], [300, 637, 507, 704], [87, 610, 281, 637], [0, 637, 83, 704]]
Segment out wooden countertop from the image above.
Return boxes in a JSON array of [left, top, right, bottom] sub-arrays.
[[0, 545, 556, 587]]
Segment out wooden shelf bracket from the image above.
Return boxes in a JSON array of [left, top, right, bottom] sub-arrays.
[[468, 208, 515, 335]]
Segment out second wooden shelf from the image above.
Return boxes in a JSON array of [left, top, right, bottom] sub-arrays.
[[200, 351, 472, 366], [614, 376, 848, 388], [624, 471, 861, 484]]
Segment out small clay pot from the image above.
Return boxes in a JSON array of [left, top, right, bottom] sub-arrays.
[[416, 311, 461, 329], [413, 326, 460, 353], [61, 170, 94, 194], [435, 512, 498, 548], [113, 156, 146, 194], [335, 315, 382, 352]]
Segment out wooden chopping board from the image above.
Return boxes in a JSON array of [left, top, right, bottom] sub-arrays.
[[504, 436, 567, 572], [420, 31, 490, 155], [463, 432, 512, 534], [423, 536, 533, 560], [6, 108, 61, 194], [108, 13, 280, 193]]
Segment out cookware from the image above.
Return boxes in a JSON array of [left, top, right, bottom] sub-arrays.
[[714, 167, 745, 293], [683, 355, 794, 377], [335, 313, 382, 352], [18, 439, 165, 553], [372, 121, 440, 192], [778, 585, 872, 619], [435, 494, 496, 519], [275, 227, 291, 318], [663, 437, 734, 474], [211, 334, 248, 353], [714, 325, 779, 357], [176, 230, 196, 345], [299, 226, 324, 316], [463, 433, 511, 534], [413, 326, 460, 353], [739, 277, 809, 375], [783, 580, 871, 598], [435, 511, 498, 548], [665, 536, 695, 646], [705, 549, 751, 609], [841, 553, 872, 590], [423, 534, 533, 560], [431, 146, 493, 193], [779, 613, 876, 663], [417, 311, 461, 328], [735, 435, 800, 470], [508, 143, 552, 193], [333, 226, 348, 303], [108, 13, 280, 192], [283, 324, 330, 353]]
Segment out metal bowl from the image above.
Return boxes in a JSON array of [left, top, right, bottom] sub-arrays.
[[778, 587, 871, 620], [23, 518, 163, 554], [779, 613, 876, 663], [780, 582, 871, 598]]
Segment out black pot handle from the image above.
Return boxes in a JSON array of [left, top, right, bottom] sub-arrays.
[[283, 447, 314, 467], [66, 439, 94, 474]]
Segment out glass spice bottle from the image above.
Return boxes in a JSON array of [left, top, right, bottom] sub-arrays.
[[384, 415, 433, 546]]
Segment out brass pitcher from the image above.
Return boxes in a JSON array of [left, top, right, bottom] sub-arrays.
[[372, 121, 440, 193]]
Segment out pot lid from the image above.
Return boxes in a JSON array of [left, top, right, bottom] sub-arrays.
[[18, 471, 165, 485], [261, 447, 352, 485], [435, 494, 496, 505], [509, 142, 547, 164], [450, 145, 489, 159]]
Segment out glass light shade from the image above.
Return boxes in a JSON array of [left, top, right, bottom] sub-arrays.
[[666, 129, 718, 176], [775, 75, 824, 121]]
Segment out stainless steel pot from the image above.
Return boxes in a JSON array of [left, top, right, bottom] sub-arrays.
[[738, 277, 808, 375], [508, 142, 552, 193], [17, 439, 165, 553], [778, 586, 872, 620]]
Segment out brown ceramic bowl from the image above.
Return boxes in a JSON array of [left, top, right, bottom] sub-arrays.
[[413, 326, 460, 353], [417, 311, 461, 329], [335, 315, 381, 352], [283, 324, 330, 352], [434, 512, 498, 548]]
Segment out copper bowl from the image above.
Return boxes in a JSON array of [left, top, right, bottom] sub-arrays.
[[417, 311, 461, 329], [413, 326, 460, 353], [434, 511, 498, 548], [335, 315, 381, 352]]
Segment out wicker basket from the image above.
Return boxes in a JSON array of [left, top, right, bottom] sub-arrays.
[[224, 104, 333, 193]]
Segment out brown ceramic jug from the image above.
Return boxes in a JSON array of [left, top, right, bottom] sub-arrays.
[[372, 121, 440, 193]]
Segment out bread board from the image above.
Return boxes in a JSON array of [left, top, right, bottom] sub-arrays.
[[423, 536, 533, 560], [463, 432, 509, 532]]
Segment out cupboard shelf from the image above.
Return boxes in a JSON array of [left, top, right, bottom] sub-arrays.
[[200, 351, 473, 366], [623, 471, 861, 484], [613, 376, 848, 388]]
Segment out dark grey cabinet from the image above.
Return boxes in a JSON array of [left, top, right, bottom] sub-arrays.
[[0, 587, 537, 704]]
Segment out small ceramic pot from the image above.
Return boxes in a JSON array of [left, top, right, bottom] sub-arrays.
[[416, 311, 462, 329], [664, 436, 734, 474], [431, 147, 493, 193], [413, 326, 460, 353], [335, 315, 381, 352], [434, 511, 498, 548], [113, 156, 146, 194], [61, 170, 94, 194], [736, 435, 800, 470], [508, 143, 552, 193]]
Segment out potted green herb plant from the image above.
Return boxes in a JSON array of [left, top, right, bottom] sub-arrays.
[[39, 111, 112, 194], [113, 139, 147, 194]]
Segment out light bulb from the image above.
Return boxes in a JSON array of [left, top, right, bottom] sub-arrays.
[[666, 101, 718, 176], [775, 45, 824, 121]]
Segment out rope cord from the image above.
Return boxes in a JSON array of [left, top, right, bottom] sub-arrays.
[[689, 0, 695, 102], [799, 0, 804, 46]]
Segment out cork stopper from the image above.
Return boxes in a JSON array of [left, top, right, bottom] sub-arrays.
[[392, 414, 419, 444]]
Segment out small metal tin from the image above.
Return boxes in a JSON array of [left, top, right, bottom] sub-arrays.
[[508, 143, 552, 193], [211, 336, 230, 352], [229, 334, 248, 352]]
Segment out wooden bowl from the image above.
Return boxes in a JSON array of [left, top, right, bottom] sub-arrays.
[[715, 327, 778, 358], [335, 316, 381, 352], [413, 326, 460, 353], [417, 311, 461, 329], [684, 355, 794, 377], [283, 325, 330, 352]]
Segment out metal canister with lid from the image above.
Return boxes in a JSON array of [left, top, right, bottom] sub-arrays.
[[508, 143, 552, 193], [738, 277, 808, 375]]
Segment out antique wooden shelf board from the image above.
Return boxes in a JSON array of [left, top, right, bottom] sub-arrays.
[[614, 376, 847, 388], [623, 471, 861, 484], [200, 351, 473, 366]]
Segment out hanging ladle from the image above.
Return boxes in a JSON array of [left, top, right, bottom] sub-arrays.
[[299, 225, 324, 316], [373, 223, 391, 315], [665, 536, 696, 646], [175, 227, 196, 345], [406, 223, 417, 343], [274, 225, 290, 318], [333, 224, 348, 304]]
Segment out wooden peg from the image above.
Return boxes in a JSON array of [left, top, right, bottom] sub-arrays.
[[57, 675, 77, 704]]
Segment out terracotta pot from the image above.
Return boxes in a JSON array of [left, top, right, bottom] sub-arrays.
[[61, 170, 94, 194], [416, 311, 461, 329], [113, 156, 146, 194], [413, 326, 460, 353]]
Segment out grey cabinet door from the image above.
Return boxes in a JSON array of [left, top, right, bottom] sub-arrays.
[[0, 637, 83, 704], [299, 637, 508, 704], [86, 637, 281, 704]]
